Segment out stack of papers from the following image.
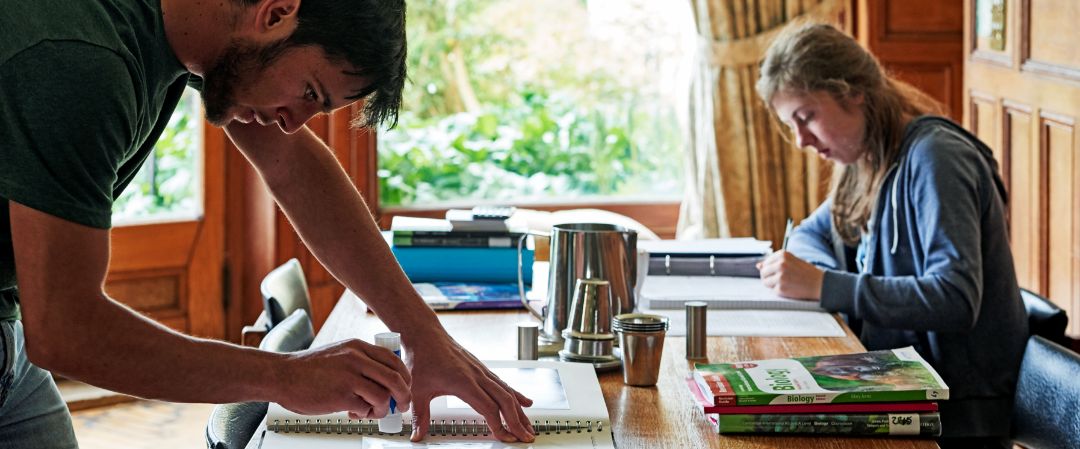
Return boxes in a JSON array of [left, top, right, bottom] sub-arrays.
[[640, 275, 824, 312]]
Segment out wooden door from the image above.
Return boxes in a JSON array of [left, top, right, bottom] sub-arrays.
[[106, 113, 227, 339], [856, 0, 964, 121], [964, 0, 1080, 337]]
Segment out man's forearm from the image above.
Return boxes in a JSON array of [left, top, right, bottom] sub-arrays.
[[31, 292, 284, 403], [227, 124, 447, 346]]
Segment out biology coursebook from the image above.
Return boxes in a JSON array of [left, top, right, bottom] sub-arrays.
[[694, 347, 949, 407]]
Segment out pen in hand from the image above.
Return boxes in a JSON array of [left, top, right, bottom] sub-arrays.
[[781, 217, 794, 251]]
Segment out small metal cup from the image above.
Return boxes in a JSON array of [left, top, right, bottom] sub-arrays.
[[559, 279, 620, 370], [564, 279, 614, 338], [613, 314, 668, 386]]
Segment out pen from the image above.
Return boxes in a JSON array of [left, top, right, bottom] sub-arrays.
[[781, 218, 794, 251]]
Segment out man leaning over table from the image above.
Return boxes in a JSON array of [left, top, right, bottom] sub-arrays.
[[0, 0, 535, 447]]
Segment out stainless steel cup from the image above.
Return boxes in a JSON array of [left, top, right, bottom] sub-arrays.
[[564, 279, 614, 337], [559, 279, 620, 370], [613, 313, 668, 386]]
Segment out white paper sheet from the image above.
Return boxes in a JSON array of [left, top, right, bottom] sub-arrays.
[[640, 275, 825, 312], [638, 308, 846, 337]]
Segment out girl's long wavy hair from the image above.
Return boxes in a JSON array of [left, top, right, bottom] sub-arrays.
[[756, 22, 944, 245]]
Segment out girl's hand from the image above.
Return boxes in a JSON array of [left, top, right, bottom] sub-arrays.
[[758, 250, 825, 300]]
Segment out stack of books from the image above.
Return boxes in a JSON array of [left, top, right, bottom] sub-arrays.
[[688, 347, 947, 437], [388, 211, 534, 310]]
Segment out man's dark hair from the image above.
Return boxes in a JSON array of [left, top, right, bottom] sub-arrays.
[[247, 0, 407, 129]]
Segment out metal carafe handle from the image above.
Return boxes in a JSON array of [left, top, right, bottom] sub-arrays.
[[625, 230, 638, 292], [516, 232, 548, 320]]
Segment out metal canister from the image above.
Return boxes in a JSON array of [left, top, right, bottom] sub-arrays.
[[685, 301, 707, 359]]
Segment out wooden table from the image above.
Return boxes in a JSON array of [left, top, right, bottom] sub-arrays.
[[250, 292, 939, 449]]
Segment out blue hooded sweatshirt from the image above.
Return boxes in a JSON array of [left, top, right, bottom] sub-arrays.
[[788, 116, 1028, 438]]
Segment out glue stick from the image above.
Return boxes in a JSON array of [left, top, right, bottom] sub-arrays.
[[375, 332, 403, 433]]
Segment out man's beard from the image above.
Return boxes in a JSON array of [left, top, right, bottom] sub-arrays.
[[200, 41, 286, 126]]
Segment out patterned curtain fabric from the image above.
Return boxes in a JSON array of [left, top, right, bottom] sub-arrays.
[[677, 0, 845, 246]]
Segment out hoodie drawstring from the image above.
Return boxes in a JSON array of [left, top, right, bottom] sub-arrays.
[[889, 158, 904, 255]]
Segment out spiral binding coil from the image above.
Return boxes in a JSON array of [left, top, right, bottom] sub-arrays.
[[268, 418, 602, 436]]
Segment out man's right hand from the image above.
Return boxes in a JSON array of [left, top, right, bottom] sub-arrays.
[[274, 338, 412, 419]]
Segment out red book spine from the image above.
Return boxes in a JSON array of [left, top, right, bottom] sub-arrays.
[[694, 371, 736, 406]]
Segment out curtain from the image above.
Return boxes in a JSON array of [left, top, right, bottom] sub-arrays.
[[677, 0, 846, 247]]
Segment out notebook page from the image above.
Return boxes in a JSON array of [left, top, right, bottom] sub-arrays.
[[641, 276, 824, 311]]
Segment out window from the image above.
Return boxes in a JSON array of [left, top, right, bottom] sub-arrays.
[[112, 87, 203, 224], [378, 0, 693, 208]]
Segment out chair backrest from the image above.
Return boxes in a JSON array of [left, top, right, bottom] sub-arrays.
[[260, 258, 312, 327], [206, 309, 314, 449], [258, 309, 315, 353], [1011, 335, 1080, 449], [1019, 288, 1069, 345]]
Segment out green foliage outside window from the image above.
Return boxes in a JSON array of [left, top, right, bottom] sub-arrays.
[[378, 0, 689, 207], [112, 87, 201, 221]]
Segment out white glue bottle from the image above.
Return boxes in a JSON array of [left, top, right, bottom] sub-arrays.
[[375, 332, 403, 433]]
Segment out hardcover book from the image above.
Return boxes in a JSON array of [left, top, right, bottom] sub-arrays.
[[706, 412, 943, 436], [686, 377, 939, 414], [392, 231, 525, 248], [383, 231, 534, 283], [694, 347, 949, 406]]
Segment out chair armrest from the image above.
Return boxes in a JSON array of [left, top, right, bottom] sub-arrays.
[[240, 326, 266, 348], [240, 311, 272, 347]]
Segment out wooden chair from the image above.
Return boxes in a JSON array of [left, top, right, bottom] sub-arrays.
[[206, 309, 314, 449]]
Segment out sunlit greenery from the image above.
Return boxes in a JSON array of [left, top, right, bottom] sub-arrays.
[[378, 0, 689, 206], [112, 87, 202, 221]]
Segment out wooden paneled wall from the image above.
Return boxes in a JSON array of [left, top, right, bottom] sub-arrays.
[[964, 0, 1080, 337], [856, 0, 964, 121]]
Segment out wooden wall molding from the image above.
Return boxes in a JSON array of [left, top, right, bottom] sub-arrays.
[[882, 0, 964, 40], [1018, 0, 1080, 84], [967, 0, 1015, 67], [966, 0, 1080, 336]]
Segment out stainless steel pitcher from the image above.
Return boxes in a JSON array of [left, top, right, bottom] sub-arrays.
[[518, 223, 637, 348]]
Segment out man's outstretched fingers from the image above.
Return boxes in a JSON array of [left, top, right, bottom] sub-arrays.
[[409, 397, 431, 442], [482, 378, 534, 442], [494, 378, 534, 433]]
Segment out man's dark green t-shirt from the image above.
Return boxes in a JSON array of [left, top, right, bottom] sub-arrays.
[[0, 0, 190, 320]]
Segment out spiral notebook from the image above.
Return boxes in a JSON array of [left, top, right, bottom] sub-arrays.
[[259, 360, 615, 449]]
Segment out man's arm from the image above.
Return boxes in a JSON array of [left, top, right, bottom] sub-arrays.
[[224, 121, 534, 443], [9, 201, 410, 417]]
